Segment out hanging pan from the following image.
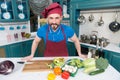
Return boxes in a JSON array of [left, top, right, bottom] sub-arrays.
[[109, 12, 120, 32]]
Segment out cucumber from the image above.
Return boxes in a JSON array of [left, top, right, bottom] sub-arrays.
[[89, 69, 105, 75]]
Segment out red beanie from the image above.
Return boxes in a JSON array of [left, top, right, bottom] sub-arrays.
[[42, 3, 62, 18]]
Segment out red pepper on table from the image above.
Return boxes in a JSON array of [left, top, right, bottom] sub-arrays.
[[61, 71, 70, 79]]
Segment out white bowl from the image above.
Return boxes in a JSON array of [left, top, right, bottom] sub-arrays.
[[18, 4, 24, 10], [18, 13, 25, 19], [3, 12, 11, 19], [1, 3, 7, 9]]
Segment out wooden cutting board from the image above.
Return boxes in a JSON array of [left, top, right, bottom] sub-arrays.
[[22, 60, 53, 72]]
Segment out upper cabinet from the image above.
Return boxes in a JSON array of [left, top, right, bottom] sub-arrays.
[[0, 0, 30, 22]]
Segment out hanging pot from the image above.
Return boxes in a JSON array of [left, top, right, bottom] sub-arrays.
[[88, 14, 94, 22], [77, 14, 86, 25], [109, 12, 120, 32], [98, 16, 104, 26]]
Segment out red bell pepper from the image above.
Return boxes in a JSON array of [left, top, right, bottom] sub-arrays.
[[61, 71, 70, 79]]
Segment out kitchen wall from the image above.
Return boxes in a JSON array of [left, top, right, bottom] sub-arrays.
[[79, 9, 120, 45], [0, 21, 30, 45]]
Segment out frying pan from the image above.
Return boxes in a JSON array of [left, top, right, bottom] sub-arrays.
[[109, 12, 120, 32], [0, 60, 14, 75]]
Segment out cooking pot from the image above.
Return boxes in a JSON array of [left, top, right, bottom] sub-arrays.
[[88, 14, 94, 22], [90, 31, 98, 44], [77, 14, 86, 25], [0, 60, 14, 75], [98, 16, 104, 26], [109, 12, 120, 32]]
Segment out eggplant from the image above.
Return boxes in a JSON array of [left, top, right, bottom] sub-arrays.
[[0, 60, 14, 75]]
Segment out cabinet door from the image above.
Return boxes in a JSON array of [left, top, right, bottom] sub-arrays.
[[67, 42, 77, 56], [0, 0, 14, 21], [8, 43, 23, 57], [15, 0, 29, 21], [22, 40, 33, 57], [104, 50, 120, 72], [0, 46, 7, 57], [109, 52, 120, 72], [0, 0, 29, 22]]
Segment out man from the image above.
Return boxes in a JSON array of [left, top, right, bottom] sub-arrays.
[[22, 3, 86, 61]]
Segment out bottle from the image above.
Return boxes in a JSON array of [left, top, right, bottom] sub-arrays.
[[88, 48, 92, 58], [95, 38, 100, 59], [95, 49, 99, 59]]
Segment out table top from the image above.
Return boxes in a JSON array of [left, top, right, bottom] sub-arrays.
[[0, 57, 120, 80]]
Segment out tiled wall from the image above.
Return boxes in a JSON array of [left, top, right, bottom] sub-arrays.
[[79, 10, 120, 45]]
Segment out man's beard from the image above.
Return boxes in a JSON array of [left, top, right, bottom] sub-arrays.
[[50, 23, 59, 30]]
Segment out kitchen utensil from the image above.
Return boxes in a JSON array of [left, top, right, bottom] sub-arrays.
[[29, 0, 52, 15], [98, 16, 104, 26], [77, 14, 86, 25], [88, 14, 94, 22], [90, 31, 98, 44], [0, 60, 14, 75], [109, 12, 120, 32], [22, 60, 53, 72]]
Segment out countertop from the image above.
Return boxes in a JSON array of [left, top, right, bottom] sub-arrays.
[[0, 37, 34, 46], [0, 57, 120, 80], [0, 38, 120, 53], [81, 42, 120, 53]]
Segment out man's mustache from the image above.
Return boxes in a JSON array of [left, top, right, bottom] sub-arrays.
[[50, 23, 59, 26]]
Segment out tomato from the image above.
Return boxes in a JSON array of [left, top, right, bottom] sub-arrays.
[[61, 71, 70, 79], [53, 67, 62, 75], [47, 73, 56, 80]]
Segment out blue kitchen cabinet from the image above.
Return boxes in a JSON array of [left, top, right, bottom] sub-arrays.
[[7, 43, 23, 57], [0, 0, 29, 22], [21, 40, 33, 57], [0, 46, 9, 57], [67, 42, 77, 56], [70, 0, 120, 37], [104, 50, 120, 72], [6, 40, 39, 57]]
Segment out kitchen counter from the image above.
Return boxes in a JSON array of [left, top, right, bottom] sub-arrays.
[[0, 57, 120, 80], [80, 42, 120, 53], [0, 37, 34, 46]]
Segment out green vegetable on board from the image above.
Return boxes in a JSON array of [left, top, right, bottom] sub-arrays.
[[89, 69, 105, 75]]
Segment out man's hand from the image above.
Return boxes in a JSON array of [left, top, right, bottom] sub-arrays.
[[79, 54, 88, 59], [21, 55, 34, 61]]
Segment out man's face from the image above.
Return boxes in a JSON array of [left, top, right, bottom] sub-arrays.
[[47, 14, 62, 30]]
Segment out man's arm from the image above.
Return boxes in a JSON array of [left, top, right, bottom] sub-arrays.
[[22, 36, 41, 61], [69, 33, 87, 58]]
